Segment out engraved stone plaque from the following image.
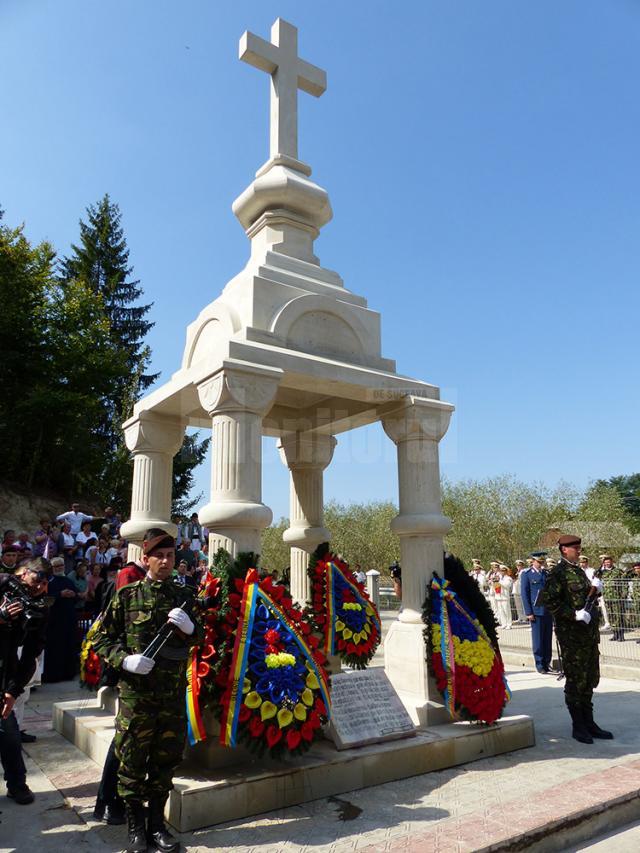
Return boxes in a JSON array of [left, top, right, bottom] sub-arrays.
[[327, 668, 416, 750]]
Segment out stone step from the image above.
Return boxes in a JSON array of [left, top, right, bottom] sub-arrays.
[[53, 693, 534, 833]]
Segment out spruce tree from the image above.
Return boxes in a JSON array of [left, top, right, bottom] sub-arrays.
[[61, 194, 158, 398]]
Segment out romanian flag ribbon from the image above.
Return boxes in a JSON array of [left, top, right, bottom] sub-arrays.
[[186, 647, 207, 745], [220, 573, 259, 747], [219, 570, 331, 749], [434, 577, 457, 719]]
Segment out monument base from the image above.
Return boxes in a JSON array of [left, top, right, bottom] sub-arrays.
[[53, 689, 535, 833], [384, 618, 451, 726]]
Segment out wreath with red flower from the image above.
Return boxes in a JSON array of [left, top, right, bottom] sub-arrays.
[[306, 543, 381, 670], [200, 549, 331, 758], [79, 616, 103, 690], [423, 556, 510, 725]]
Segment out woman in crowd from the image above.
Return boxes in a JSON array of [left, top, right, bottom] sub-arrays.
[[495, 564, 514, 629], [75, 520, 95, 558], [86, 563, 104, 614], [68, 559, 89, 613]]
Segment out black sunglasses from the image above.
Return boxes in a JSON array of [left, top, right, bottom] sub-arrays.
[[27, 569, 48, 581]]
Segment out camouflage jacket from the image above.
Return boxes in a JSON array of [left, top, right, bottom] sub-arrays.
[[602, 566, 633, 600], [93, 577, 203, 693], [540, 558, 599, 639]]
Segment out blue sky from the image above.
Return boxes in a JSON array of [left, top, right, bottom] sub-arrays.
[[2, 1, 638, 519]]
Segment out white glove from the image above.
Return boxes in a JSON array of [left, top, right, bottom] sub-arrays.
[[122, 654, 155, 675], [575, 609, 592, 624], [168, 607, 194, 635], [590, 577, 603, 592]]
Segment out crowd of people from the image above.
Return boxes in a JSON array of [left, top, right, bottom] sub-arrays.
[[0, 508, 217, 689], [468, 553, 640, 637]]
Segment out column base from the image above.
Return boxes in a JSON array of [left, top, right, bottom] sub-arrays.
[[384, 618, 449, 727]]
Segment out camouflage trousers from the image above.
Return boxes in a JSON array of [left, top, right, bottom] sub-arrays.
[[114, 687, 186, 803], [557, 628, 600, 707]]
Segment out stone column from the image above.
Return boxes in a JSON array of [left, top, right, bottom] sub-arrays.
[[277, 433, 336, 605], [381, 397, 454, 727], [119, 412, 185, 562], [197, 364, 281, 557]]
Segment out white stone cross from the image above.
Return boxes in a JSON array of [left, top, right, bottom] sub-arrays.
[[239, 18, 326, 161]]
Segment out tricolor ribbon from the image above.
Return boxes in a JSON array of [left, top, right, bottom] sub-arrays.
[[433, 577, 457, 719], [186, 647, 207, 745], [220, 570, 331, 748]]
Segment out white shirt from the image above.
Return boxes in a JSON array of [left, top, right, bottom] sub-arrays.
[[57, 511, 94, 535]]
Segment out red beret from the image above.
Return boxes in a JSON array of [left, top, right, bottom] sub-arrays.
[[558, 534, 581, 547]]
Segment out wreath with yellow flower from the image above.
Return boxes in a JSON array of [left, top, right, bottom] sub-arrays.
[[423, 556, 510, 725], [306, 544, 381, 669], [204, 550, 331, 757], [79, 615, 103, 690]]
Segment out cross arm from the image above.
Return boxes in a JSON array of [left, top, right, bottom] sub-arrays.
[[239, 30, 279, 74], [297, 58, 327, 98]]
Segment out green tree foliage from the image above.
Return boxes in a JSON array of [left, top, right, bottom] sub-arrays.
[[324, 500, 400, 573], [442, 475, 577, 567], [260, 517, 291, 572], [0, 212, 56, 486], [573, 481, 635, 560], [595, 474, 640, 533], [61, 194, 157, 397], [0, 203, 207, 511], [172, 432, 211, 516], [260, 502, 400, 578]]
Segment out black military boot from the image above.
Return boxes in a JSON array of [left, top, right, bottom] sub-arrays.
[[125, 801, 148, 853], [584, 704, 614, 739], [148, 795, 179, 852], [567, 704, 593, 744]]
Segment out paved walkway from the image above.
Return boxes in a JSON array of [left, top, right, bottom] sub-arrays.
[[2, 667, 639, 852]]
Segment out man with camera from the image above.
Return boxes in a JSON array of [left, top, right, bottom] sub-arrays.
[[0, 559, 49, 805]]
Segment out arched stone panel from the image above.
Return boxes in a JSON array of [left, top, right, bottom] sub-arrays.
[[182, 303, 240, 370], [270, 293, 375, 363]]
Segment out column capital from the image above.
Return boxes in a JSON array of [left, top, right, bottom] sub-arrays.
[[197, 363, 282, 417], [277, 432, 337, 471], [122, 411, 185, 456], [382, 397, 454, 445]]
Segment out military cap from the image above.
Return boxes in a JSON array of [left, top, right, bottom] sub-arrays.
[[515, 560, 525, 566], [557, 534, 581, 547], [472, 558, 482, 564], [531, 555, 543, 563], [600, 554, 612, 562], [490, 561, 499, 567], [530, 551, 547, 559], [142, 532, 176, 554]]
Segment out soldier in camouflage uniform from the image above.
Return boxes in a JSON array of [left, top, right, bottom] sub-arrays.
[[93, 529, 203, 853], [601, 556, 632, 642], [541, 534, 613, 745]]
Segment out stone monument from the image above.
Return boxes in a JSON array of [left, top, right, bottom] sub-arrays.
[[55, 19, 534, 831], [119, 16, 453, 726]]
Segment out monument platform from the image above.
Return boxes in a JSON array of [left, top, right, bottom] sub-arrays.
[[53, 688, 534, 833]]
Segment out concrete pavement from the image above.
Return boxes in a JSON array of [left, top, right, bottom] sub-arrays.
[[2, 666, 640, 852]]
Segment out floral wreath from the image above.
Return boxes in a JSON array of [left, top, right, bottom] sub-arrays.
[[79, 615, 103, 689], [424, 572, 510, 724], [306, 544, 381, 669], [193, 550, 331, 757]]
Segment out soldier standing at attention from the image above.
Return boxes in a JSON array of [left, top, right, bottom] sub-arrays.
[[94, 528, 202, 853], [541, 534, 613, 745]]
